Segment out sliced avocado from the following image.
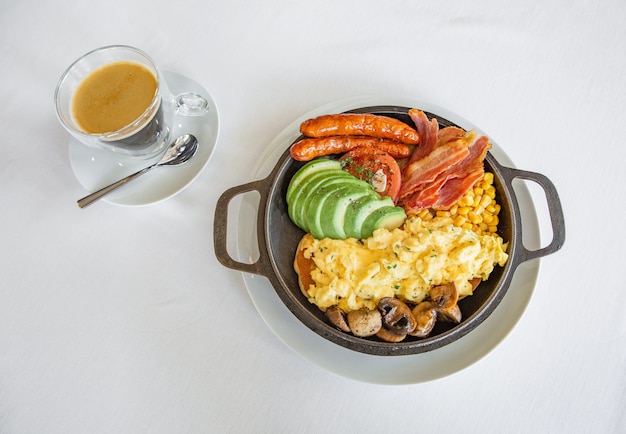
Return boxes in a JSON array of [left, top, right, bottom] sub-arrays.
[[289, 171, 355, 231], [306, 181, 373, 239], [343, 194, 395, 239], [361, 206, 407, 238], [286, 159, 342, 205]]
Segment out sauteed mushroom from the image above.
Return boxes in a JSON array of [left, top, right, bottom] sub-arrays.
[[429, 283, 458, 310], [378, 297, 417, 335], [325, 281, 469, 341], [347, 308, 382, 337], [376, 326, 407, 343], [438, 304, 462, 323], [325, 306, 351, 332], [429, 283, 462, 323], [409, 301, 438, 338], [374, 298, 418, 342]]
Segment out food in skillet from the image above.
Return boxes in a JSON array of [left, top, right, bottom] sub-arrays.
[[287, 110, 509, 342]]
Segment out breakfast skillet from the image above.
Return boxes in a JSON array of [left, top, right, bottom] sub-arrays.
[[214, 105, 565, 356]]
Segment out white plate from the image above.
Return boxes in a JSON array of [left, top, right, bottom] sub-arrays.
[[236, 97, 541, 384], [69, 71, 219, 207]]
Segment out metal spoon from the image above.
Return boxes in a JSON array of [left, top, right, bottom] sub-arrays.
[[77, 134, 199, 208]]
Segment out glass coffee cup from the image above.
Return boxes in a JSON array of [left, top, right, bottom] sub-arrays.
[[55, 45, 209, 159]]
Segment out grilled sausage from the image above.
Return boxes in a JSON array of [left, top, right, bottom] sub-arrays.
[[290, 136, 411, 161], [300, 113, 420, 145]]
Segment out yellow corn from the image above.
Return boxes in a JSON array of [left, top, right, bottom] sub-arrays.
[[483, 172, 494, 184], [425, 172, 502, 236], [480, 195, 492, 208], [453, 215, 467, 227], [468, 211, 482, 224]]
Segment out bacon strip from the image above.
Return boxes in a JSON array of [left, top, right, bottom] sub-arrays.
[[399, 111, 492, 215], [399, 140, 470, 199], [434, 169, 485, 209], [433, 135, 491, 208], [407, 109, 439, 164], [437, 126, 466, 147]]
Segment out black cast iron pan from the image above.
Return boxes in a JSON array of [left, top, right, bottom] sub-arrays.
[[214, 106, 565, 356]]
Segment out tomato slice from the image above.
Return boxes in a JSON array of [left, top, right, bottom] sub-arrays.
[[339, 146, 401, 203]]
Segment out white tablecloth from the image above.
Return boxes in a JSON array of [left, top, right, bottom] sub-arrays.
[[1, 1, 624, 432]]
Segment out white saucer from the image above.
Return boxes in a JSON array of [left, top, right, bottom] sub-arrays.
[[69, 71, 219, 207], [236, 96, 541, 384]]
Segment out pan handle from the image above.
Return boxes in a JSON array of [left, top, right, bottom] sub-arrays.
[[498, 165, 566, 263], [213, 179, 270, 276]]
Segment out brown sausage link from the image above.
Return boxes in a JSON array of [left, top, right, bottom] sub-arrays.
[[290, 136, 411, 161], [300, 113, 420, 145]]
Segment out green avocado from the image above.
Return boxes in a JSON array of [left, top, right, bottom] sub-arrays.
[[286, 160, 407, 239], [343, 194, 395, 239], [306, 181, 375, 240], [286, 159, 342, 205], [288, 170, 354, 231], [361, 206, 407, 237]]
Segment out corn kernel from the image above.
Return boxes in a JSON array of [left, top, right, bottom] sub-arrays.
[[483, 172, 494, 184], [491, 215, 499, 226], [458, 206, 470, 216], [474, 187, 484, 197], [482, 213, 494, 224], [449, 204, 458, 215], [461, 223, 472, 231], [480, 195, 492, 208], [488, 225, 498, 233], [494, 204, 501, 215], [453, 215, 466, 227], [468, 211, 482, 224], [486, 186, 496, 198]]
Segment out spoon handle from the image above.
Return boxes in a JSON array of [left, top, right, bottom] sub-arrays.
[[77, 165, 155, 208]]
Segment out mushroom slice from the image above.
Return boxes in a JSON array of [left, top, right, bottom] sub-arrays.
[[409, 301, 438, 338], [347, 308, 382, 337], [376, 327, 407, 343], [437, 303, 462, 324], [325, 306, 351, 333], [469, 278, 481, 291], [378, 297, 417, 335], [429, 283, 459, 311]]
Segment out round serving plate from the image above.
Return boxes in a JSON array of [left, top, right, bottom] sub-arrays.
[[223, 96, 561, 383]]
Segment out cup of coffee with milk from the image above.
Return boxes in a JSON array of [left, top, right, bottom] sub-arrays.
[[55, 45, 208, 158]]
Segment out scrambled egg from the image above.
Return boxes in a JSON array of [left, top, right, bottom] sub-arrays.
[[300, 216, 509, 313]]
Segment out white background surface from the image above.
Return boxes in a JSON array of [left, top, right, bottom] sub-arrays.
[[1, 1, 624, 433]]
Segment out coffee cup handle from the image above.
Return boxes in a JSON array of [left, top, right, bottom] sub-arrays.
[[173, 92, 210, 116]]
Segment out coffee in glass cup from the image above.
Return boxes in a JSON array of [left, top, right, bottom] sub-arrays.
[[55, 45, 208, 159]]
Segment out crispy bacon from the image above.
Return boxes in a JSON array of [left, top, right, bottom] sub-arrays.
[[434, 168, 485, 209], [437, 126, 466, 147], [399, 111, 492, 215], [433, 135, 491, 208], [399, 140, 470, 199], [407, 109, 439, 164]]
